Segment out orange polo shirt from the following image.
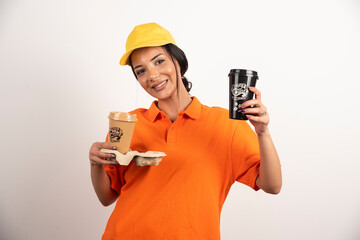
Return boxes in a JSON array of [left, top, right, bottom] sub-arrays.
[[102, 97, 260, 240]]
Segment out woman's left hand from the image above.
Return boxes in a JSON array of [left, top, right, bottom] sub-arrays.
[[238, 86, 270, 136]]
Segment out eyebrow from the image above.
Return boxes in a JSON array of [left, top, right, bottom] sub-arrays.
[[134, 53, 163, 70]]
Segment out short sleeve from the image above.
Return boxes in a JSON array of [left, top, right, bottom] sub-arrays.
[[104, 165, 126, 194], [231, 121, 260, 191], [104, 134, 127, 194]]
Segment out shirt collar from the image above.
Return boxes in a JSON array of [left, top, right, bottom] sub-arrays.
[[147, 101, 161, 122], [183, 96, 202, 120], [147, 96, 202, 122]]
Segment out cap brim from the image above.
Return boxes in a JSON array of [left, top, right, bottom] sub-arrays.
[[119, 51, 132, 66], [119, 40, 176, 66]]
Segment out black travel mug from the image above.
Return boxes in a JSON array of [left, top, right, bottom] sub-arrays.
[[229, 69, 259, 120]]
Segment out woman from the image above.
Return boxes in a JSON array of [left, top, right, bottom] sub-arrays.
[[89, 23, 282, 240]]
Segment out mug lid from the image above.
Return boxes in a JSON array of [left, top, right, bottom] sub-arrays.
[[229, 69, 258, 77], [108, 112, 137, 122]]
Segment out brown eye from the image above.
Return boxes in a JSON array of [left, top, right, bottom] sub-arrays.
[[136, 69, 145, 75], [155, 59, 164, 65]]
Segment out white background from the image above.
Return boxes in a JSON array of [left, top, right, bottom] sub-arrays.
[[1, 0, 360, 239]]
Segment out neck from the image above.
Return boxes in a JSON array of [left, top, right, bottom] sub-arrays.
[[157, 89, 192, 122]]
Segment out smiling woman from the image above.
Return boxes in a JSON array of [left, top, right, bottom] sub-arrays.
[[88, 22, 282, 240], [130, 44, 192, 91], [131, 47, 180, 99], [129, 46, 192, 121]]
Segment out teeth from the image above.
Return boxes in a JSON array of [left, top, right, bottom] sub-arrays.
[[154, 80, 167, 89]]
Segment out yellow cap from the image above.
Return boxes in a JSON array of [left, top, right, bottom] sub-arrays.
[[119, 23, 176, 66]]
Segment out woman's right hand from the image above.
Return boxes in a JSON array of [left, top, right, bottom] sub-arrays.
[[89, 142, 118, 166]]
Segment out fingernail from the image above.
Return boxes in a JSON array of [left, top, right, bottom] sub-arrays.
[[112, 146, 117, 150], [111, 162, 118, 165], [111, 154, 116, 158]]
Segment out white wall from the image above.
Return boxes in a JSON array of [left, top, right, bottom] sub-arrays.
[[1, 0, 359, 239]]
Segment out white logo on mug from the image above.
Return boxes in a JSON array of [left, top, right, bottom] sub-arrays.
[[231, 83, 248, 100]]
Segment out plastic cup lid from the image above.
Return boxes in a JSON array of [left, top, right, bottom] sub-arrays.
[[108, 112, 137, 122], [229, 69, 258, 77]]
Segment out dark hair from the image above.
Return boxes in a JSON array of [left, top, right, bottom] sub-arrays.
[[129, 44, 192, 92]]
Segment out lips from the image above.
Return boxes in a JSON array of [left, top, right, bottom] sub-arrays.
[[152, 80, 168, 90]]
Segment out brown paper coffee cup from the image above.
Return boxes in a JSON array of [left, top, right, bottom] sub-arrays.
[[108, 112, 137, 154]]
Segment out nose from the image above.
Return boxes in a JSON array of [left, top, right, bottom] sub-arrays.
[[148, 67, 160, 81]]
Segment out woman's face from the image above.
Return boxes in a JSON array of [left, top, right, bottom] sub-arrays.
[[130, 46, 180, 101]]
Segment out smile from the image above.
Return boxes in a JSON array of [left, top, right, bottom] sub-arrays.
[[153, 80, 168, 90]]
